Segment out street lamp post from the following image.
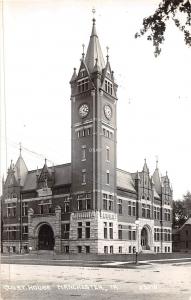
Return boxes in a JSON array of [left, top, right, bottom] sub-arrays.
[[135, 220, 140, 264]]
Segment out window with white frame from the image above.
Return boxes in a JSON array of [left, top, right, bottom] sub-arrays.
[[7, 203, 16, 217], [104, 222, 107, 239], [82, 169, 86, 185], [63, 223, 70, 239], [81, 146, 86, 161], [103, 194, 107, 210], [22, 202, 28, 216], [109, 222, 113, 239], [63, 196, 70, 213], [77, 78, 89, 93]]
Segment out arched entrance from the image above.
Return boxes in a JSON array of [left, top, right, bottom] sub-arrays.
[[38, 224, 55, 250], [141, 227, 150, 250]]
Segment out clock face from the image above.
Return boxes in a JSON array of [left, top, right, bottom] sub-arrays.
[[104, 105, 112, 120], [79, 104, 89, 118]]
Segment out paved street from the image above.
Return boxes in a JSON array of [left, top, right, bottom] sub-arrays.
[[1, 259, 191, 300]]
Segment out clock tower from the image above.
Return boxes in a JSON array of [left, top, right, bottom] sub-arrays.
[[69, 18, 118, 252]]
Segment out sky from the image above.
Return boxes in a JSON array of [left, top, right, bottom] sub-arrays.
[[0, 0, 191, 199]]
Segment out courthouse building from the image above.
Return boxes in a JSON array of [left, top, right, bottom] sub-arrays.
[[1, 18, 173, 254]]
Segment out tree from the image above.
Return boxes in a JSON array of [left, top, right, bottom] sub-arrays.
[[135, 0, 191, 56], [183, 191, 191, 217], [172, 191, 191, 228], [172, 200, 188, 228]]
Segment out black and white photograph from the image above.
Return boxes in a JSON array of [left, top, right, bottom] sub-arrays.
[[0, 0, 191, 299]]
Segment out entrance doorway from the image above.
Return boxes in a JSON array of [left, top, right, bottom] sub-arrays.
[[141, 227, 150, 250], [38, 224, 55, 250]]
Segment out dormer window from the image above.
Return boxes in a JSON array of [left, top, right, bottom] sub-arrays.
[[105, 80, 113, 95], [80, 68, 86, 78], [77, 78, 89, 93]]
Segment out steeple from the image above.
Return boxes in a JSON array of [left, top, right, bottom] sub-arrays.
[[85, 18, 105, 73], [143, 158, 149, 173], [152, 159, 161, 194], [14, 145, 28, 186]]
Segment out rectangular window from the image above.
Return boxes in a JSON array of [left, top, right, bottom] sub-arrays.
[[104, 246, 108, 254], [64, 197, 70, 213], [154, 207, 157, 219], [105, 80, 113, 95], [129, 230, 132, 240], [103, 194, 107, 210], [85, 246, 90, 253], [142, 204, 146, 218], [77, 78, 89, 93], [81, 147, 86, 161], [22, 202, 28, 216], [147, 205, 151, 218], [119, 246, 122, 254], [118, 199, 122, 214], [106, 171, 110, 185], [85, 193, 91, 210], [78, 222, 82, 239], [106, 148, 109, 161], [157, 208, 160, 220], [77, 246, 82, 253], [118, 225, 122, 240], [87, 128, 91, 135], [64, 246, 69, 253], [23, 226, 28, 234], [128, 202, 132, 216], [7, 203, 16, 217], [110, 246, 113, 254], [77, 199, 83, 211], [108, 195, 113, 211], [40, 205, 43, 214], [109, 223, 113, 239], [63, 224, 70, 239], [131, 202, 136, 216], [82, 170, 86, 184], [82, 129, 85, 137], [104, 222, 107, 239], [85, 222, 90, 238]]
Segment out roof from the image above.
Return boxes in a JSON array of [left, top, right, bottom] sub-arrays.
[[14, 155, 28, 186], [116, 169, 136, 193], [85, 19, 105, 73], [174, 218, 191, 233], [22, 163, 71, 191], [152, 167, 161, 195]]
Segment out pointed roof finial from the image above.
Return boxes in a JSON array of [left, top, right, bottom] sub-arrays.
[[92, 8, 96, 19], [91, 9, 97, 37], [156, 155, 159, 169], [106, 46, 109, 61], [45, 158, 47, 165], [19, 142, 22, 156], [36, 166, 39, 176], [82, 44, 85, 60]]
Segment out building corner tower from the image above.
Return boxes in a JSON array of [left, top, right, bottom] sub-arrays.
[[69, 18, 118, 253]]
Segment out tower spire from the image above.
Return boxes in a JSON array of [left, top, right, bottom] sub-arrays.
[[85, 14, 105, 73], [106, 46, 109, 62], [82, 44, 85, 60]]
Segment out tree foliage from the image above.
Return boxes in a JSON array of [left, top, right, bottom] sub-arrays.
[[172, 191, 191, 228], [135, 0, 191, 56]]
